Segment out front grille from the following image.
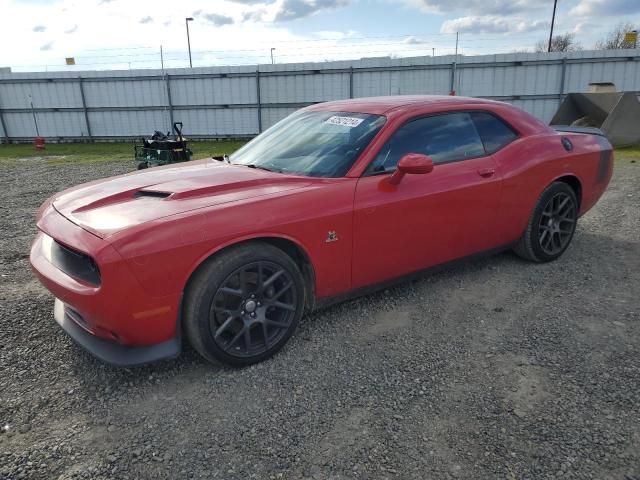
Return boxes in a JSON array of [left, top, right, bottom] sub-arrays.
[[50, 240, 101, 286]]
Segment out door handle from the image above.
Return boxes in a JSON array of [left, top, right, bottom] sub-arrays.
[[477, 167, 495, 178]]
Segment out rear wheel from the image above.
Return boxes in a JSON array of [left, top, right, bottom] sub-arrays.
[[513, 182, 578, 262], [183, 242, 305, 366]]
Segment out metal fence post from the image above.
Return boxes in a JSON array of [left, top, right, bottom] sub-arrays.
[[558, 57, 567, 106], [0, 85, 8, 143], [256, 70, 262, 134], [349, 67, 354, 99], [78, 77, 92, 140], [0, 105, 8, 143], [165, 74, 174, 128], [450, 61, 457, 95]]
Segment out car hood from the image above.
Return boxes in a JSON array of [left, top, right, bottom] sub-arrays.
[[51, 159, 312, 238]]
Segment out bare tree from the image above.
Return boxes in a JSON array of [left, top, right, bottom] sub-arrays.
[[535, 33, 582, 52], [595, 22, 638, 49]]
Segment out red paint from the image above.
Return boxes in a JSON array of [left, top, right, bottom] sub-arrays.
[[30, 96, 613, 353], [34, 136, 45, 150], [388, 154, 434, 185]]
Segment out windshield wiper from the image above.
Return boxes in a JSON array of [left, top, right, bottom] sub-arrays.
[[245, 164, 280, 173]]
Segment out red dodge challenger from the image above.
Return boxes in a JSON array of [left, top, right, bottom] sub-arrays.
[[30, 96, 613, 366]]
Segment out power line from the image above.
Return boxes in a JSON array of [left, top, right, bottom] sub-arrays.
[[74, 32, 459, 56], [72, 40, 456, 60], [4, 32, 556, 71]]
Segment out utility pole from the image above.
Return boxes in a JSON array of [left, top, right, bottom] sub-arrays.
[[432, 47, 435, 57], [185, 17, 194, 68], [270, 47, 275, 64], [160, 45, 164, 71], [548, 0, 558, 53], [455, 31, 459, 57], [450, 32, 459, 96]]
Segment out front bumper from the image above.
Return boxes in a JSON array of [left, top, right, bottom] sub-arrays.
[[30, 206, 183, 365], [55, 299, 181, 366]]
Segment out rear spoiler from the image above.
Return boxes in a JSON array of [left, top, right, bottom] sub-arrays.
[[552, 126, 607, 137]]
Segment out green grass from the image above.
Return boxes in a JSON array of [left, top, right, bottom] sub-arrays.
[[1, 140, 637, 165], [616, 146, 640, 160], [0, 140, 248, 165]]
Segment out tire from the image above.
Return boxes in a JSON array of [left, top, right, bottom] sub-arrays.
[[513, 182, 578, 263], [183, 242, 306, 366], [137, 161, 148, 170]]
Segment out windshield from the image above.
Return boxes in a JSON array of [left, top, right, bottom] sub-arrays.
[[230, 110, 386, 177]]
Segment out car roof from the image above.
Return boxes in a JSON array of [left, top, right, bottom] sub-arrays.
[[305, 95, 505, 115]]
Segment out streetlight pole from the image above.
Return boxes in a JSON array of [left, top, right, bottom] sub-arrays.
[[547, 0, 558, 53], [185, 17, 194, 68], [270, 48, 275, 64]]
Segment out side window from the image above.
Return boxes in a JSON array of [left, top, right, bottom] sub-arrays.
[[367, 112, 485, 173], [469, 111, 518, 154]]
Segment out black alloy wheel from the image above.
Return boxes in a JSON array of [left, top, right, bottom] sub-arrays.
[[210, 261, 298, 358], [513, 181, 578, 263], [537, 191, 576, 256], [184, 242, 306, 366]]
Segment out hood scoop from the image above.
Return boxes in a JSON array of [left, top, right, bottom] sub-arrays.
[[135, 190, 172, 199]]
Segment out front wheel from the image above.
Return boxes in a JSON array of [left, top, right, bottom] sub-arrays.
[[513, 182, 578, 263], [183, 242, 306, 366]]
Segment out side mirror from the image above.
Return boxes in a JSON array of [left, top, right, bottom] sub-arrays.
[[388, 153, 434, 185]]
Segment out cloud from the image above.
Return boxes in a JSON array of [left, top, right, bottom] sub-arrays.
[[274, 0, 349, 22], [64, 25, 78, 34], [98, 0, 115, 4], [40, 41, 54, 51], [33, 25, 46, 32], [139, 16, 153, 24], [570, 21, 594, 35], [314, 30, 357, 40], [242, 8, 268, 22], [441, 15, 548, 34], [202, 13, 234, 26], [570, 0, 640, 16], [228, 0, 275, 3], [403, 36, 428, 45], [163, 20, 171, 27], [409, 0, 539, 15]]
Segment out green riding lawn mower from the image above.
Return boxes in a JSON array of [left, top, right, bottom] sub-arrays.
[[135, 122, 193, 169]]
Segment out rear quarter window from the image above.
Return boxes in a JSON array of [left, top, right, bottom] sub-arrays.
[[470, 112, 518, 154]]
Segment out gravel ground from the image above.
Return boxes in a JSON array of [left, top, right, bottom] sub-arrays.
[[1, 155, 639, 480]]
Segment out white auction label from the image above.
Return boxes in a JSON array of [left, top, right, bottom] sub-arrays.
[[324, 115, 364, 128]]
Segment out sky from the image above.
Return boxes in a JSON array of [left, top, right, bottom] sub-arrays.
[[0, 0, 638, 72]]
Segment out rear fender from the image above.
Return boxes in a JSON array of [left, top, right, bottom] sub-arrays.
[[492, 132, 612, 243]]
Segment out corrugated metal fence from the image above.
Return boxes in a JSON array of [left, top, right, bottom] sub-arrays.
[[1, 49, 639, 142]]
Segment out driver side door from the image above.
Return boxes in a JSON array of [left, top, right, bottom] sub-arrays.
[[351, 112, 503, 289]]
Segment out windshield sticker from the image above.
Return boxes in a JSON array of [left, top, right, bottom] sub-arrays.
[[324, 115, 364, 128]]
